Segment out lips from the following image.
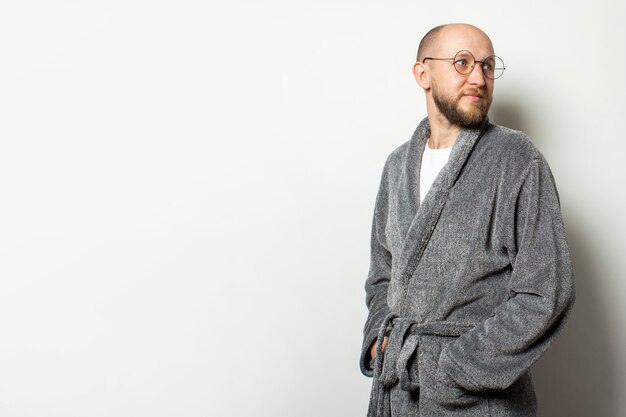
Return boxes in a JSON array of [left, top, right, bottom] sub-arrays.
[[462, 89, 485, 101]]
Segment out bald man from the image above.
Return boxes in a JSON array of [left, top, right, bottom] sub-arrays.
[[360, 24, 575, 416]]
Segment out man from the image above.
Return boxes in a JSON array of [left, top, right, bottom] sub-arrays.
[[360, 23, 575, 417]]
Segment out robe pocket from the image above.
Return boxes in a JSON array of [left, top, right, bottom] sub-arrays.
[[418, 336, 488, 411], [429, 365, 485, 407]]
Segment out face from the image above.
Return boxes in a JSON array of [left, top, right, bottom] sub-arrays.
[[431, 71, 492, 128], [425, 25, 495, 128]]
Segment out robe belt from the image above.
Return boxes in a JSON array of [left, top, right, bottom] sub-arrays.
[[367, 313, 474, 417]]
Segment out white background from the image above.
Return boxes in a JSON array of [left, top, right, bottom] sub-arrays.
[[0, 1, 624, 416]]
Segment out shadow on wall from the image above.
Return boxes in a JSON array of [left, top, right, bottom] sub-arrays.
[[532, 215, 617, 417], [489, 97, 536, 139], [491, 99, 618, 417]]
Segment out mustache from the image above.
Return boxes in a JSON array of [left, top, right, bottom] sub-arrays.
[[461, 88, 486, 97]]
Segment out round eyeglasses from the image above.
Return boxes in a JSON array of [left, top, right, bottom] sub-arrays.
[[422, 50, 506, 80]]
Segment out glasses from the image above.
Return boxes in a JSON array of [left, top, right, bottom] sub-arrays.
[[422, 50, 506, 80]]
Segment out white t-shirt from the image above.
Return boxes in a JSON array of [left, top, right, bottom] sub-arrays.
[[419, 142, 453, 203]]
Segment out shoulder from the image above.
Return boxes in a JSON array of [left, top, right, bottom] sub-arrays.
[[481, 124, 542, 162], [474, 124, 549, 176], [385, 140, 412, 168], [382, 117, 430, 173]]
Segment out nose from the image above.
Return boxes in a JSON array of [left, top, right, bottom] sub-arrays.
[[467, 63, 487, 86]]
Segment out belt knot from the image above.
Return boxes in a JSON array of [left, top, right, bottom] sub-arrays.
[[367, 313, 473, 417]]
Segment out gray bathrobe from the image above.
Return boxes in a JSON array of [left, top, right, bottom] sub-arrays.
[[360, 118, 575, 416]]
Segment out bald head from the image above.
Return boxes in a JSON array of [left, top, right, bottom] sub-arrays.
[[416, 23, 493, 62]]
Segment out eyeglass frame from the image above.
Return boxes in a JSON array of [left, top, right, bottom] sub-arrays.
[[421, 50, 506, 80]]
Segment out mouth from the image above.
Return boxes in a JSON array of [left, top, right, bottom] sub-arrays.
[[462, 91, 485, 102]]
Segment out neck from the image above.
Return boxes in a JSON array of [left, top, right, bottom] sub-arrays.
[[427, 112, 461, 149]]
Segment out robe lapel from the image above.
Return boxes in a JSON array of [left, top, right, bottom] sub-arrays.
[[393, 118, 491, 313], [394, 119, 430, 239]]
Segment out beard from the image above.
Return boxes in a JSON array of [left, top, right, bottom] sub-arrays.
[[431, 80, 492, 128]]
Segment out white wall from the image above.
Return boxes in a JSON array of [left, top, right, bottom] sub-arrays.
[[0, 1, 624, 416]]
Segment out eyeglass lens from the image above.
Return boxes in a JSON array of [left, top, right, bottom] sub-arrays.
[[453, 50, 505, 80]]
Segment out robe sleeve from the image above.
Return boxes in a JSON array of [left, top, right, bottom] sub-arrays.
[[359, 160, 393, 377], [439, 157, 576, 391]]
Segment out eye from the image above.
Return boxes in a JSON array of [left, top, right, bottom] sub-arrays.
[[455, 59, 469, 67], [483, 58, 495, 71]]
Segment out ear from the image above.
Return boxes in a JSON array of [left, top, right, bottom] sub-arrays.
[[413, 62, 430, 90]]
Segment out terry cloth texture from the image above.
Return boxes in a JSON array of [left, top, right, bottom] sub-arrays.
[[360, 118, 575, 417]]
